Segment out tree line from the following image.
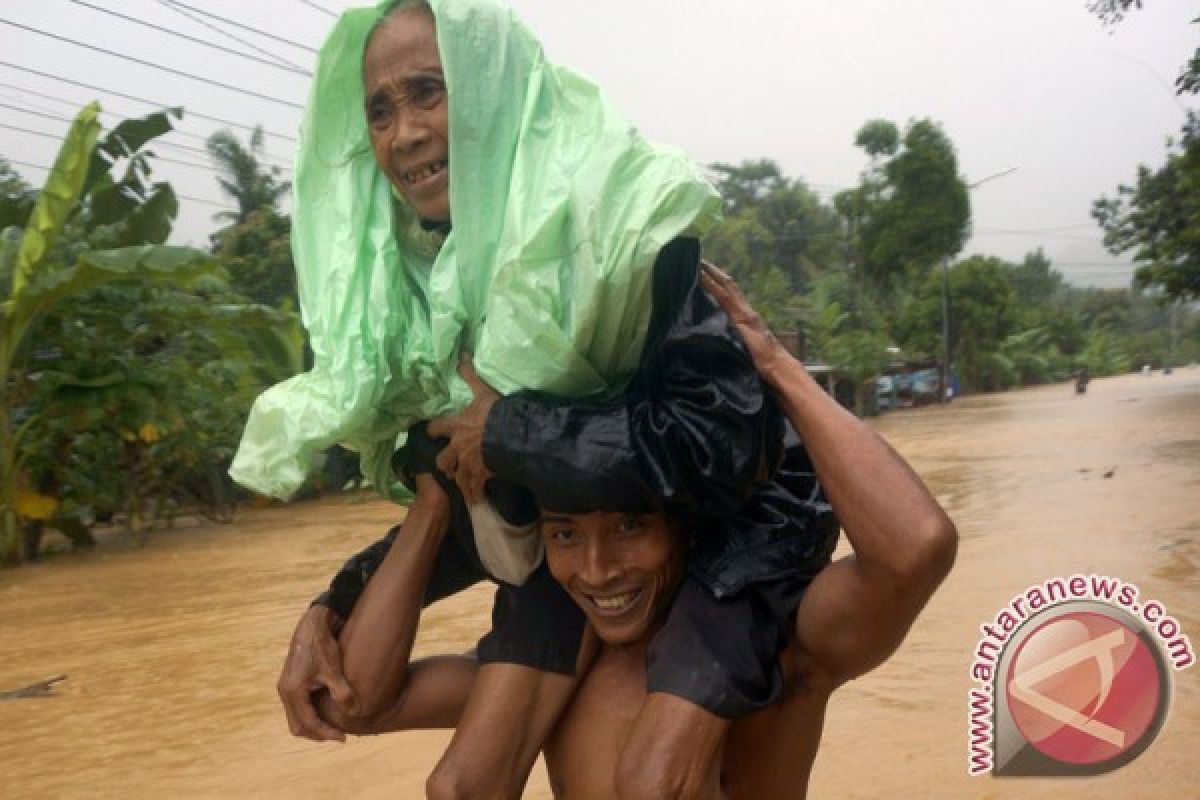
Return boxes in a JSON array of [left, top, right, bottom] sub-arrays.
[[2, 87, 1198, 564]]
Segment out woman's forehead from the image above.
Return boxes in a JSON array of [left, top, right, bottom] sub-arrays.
[[363, 8, 441, 85]]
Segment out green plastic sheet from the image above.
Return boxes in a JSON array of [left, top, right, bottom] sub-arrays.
[[230, 0, 721, 501]]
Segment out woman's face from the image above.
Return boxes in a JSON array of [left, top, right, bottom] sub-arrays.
[[363, 8, 450, 222]]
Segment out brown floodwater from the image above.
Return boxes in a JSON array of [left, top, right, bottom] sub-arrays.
[[2, 370, 1198, 798]]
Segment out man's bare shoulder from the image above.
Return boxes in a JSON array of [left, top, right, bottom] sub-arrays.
[[722, 647, 833, 799], [545, 647, 646, 799], [545, 643, 833, 800]]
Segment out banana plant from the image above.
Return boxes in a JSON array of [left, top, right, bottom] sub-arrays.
[[0, 104, 220, 564]]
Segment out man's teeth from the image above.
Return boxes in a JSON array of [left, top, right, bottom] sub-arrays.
[[403, 159, 447, 185], [593, 591, 639, 610]]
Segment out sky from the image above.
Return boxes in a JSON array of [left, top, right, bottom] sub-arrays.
[[1, 0, 1196, 290]]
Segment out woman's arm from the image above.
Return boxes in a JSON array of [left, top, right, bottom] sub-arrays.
[[702, 264, 957, 686], [316, 474, 476, 731]]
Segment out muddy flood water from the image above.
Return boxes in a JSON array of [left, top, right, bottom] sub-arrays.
[[2, 371, 1198, 798]]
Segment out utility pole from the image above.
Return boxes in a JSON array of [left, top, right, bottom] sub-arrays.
[[940, 166, 1019, 402]]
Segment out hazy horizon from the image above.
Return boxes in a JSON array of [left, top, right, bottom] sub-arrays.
[[3, 0, 1196, 289]]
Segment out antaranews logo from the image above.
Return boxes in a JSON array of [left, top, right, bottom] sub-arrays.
[[967, 574, 1194, 777]]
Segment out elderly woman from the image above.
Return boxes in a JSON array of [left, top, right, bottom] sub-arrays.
[[242, 1, 836, 797]]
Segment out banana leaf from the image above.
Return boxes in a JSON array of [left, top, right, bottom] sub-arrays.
[[9, 103, 102, 306], [1, 245, 220, 371]]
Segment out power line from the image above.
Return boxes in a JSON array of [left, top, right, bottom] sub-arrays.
[[0, 80, 296, 165], [973, 230, 1097, 242], [156, 0, 308, 72], [159, 1, 318, 55], [3, 158, 234, 208], [0, 62, 298, 143], [0, 121, 70, 141], [5, 157, 54, 173], [298, 0, 338, 18], [1052, 261, 1138, 269], [1, 122, 215, 170], [65, 0, 311, 77], [979, 224, 1097, 234], [0, 100, 71, 126], [0, 97, 293, 171], [0, 20, 305, 110], [179, 193, 236, 208], [0, 101, 208, 159]]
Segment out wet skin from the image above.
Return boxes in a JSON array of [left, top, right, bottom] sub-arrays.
[[541, 512, 686, 647], [362, 7, 451, 222]]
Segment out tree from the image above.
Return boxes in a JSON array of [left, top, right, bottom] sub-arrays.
[[837, 118, 971, 294], [1, 105, 219, 564], [210, 207, 297, 308], [802, 272, 891, 414], [0, 159, 37, 231], [22, 279, 300, 552], [1079, 328, 1132, 376], [1093, 114, 1200, 301], [205, 126, 289, 224], [709, 159, 787, 217], [1007, 249, 1064, 307], [854, 119, 900, 159], [986, 328, 1066, 389], [1089, 1, 1200, 95], [897, 256, 1019, 392], [705, 160, 845, 329]]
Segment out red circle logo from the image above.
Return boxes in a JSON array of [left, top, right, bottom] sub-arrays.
[[1005, 611, 1162, 765]]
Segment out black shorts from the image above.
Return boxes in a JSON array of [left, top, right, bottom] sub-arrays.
[[397, 422, 822, 711], [397, 424, 587, 676], [645, 570, 819, 718], [342, 518, 585, 677], [360, 514, 815, 710]]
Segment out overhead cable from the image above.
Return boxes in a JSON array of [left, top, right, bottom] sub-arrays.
[[1, 122, 214, 170], [4, 157, 244, 208], [0, 100, 71, 126], [0, 20, 305, 110], [0, 98, 293, 171], [159, 1, 318, 56], [0, 62, 298, 142], [298, 0, 338, 18], [155, 0, 307, 72], [159, 0, 319, 56], [0, 121, 71, 141], [66, 0, 312, 76]]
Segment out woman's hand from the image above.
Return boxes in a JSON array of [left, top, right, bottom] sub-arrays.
[[700, 262, 792, 388], [427, 356, 498, 504], [410, 471, 452, 519]]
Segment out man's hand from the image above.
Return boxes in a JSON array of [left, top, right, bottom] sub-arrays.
[[277, 604, 359, 742], [700, 262, 790, 388], [427, 356, 499, 504]]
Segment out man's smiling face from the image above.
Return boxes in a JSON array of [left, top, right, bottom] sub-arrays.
[[362, 5, 451, 222], [541, 511, 685, 647]]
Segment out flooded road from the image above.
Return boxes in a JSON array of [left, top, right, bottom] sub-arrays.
[[2, 371, 1198, 798]]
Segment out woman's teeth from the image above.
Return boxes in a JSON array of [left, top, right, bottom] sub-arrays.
[[403, 159, 447, 185], [592, 591, 639, 611]]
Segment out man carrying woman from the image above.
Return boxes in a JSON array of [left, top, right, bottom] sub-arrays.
[[298, 267, 957, 798], [240, 1, 866, 796]]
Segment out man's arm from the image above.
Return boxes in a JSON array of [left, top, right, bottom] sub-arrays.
[[313, 473, 476, 730], [279, 526, 401, 741], [427, 659, 592, 800], [702, 265, 957, 685]]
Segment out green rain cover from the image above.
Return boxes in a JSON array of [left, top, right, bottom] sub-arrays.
[[229, 0, 721, 500]]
